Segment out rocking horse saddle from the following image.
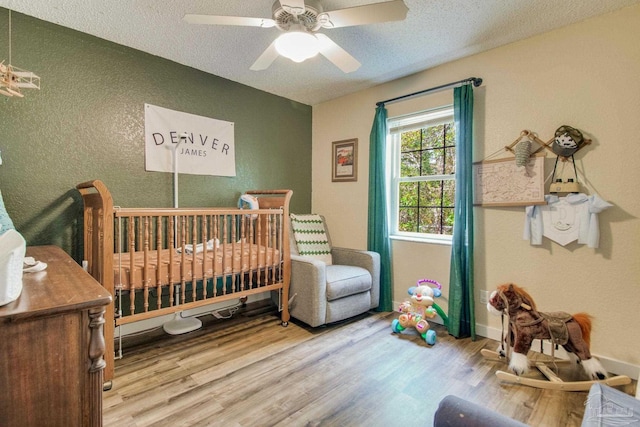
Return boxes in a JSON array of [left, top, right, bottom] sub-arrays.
[[540, 311, 573, 346]]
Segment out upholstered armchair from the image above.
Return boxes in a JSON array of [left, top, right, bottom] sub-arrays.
[[288, 214, 380, 327]]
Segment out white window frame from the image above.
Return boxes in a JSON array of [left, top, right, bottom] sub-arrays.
[[388, 106, 455, 245]]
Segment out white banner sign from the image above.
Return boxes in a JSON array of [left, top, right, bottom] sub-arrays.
[[145, 104, 236, 177]]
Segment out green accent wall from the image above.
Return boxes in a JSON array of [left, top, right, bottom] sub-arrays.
[[0, 9, 312, 261]]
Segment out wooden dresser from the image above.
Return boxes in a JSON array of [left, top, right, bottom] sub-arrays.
[[0, 246, 112, 427]]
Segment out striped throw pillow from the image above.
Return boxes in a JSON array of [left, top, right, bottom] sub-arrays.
[[290, 214, 332, 265]]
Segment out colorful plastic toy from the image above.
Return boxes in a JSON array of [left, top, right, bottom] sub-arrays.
[[391, 279, 445, 345]]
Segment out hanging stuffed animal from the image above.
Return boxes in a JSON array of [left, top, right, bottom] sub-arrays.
[[514, 139, 532, 167]]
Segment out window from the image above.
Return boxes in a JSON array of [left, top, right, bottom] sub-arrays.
[[388, 106, 455, 243]]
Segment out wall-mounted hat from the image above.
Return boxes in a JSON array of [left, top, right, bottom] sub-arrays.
[[553, 125, 584, 157]]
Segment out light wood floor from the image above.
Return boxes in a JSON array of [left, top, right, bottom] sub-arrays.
[[103, 304, 637, 427]]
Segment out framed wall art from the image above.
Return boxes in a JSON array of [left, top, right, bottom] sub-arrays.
[[332, 138, 358, 182]]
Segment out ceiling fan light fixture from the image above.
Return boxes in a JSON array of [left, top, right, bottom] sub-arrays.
[[275, 30, 319, 63]]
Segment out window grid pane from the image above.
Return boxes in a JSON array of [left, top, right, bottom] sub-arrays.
[[396, 117, 455, 236]]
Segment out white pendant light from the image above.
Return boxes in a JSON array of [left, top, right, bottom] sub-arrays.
[[275, 27, 320, 63]]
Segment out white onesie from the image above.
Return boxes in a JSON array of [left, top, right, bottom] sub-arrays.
[[523, 193, 612, 248]]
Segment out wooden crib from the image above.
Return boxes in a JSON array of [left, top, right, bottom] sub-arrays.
[[76, 180, 292, 384]]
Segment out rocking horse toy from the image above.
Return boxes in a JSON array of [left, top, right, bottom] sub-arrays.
[[483, 283, 631, 390], [391, 279, 447, 345]]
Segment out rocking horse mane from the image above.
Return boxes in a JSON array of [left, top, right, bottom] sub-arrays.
[[497, 283, 538, 311]]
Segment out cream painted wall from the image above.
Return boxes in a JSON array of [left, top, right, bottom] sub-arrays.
[[312, 5, 640, 374]]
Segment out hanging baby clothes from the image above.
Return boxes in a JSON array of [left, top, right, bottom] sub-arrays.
[[523, 193, 612, 248]]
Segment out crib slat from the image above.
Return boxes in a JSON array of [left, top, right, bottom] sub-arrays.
[[247, 215, 254, 289], [128, 216, 136, 316], [143, 216, 150, 313], [221, 218, 228, 296], [169, 215, 175, 307], [269, 214, 275, 284], [97, 208, 105, 288], [180, 215, 187, 304], [156, 217, 162, 310], [85, 207, 93, 275], [256, 215, 263, 287], [278, 214, 284, 283], [240, 215, 247, 291], [210, 215, 217, 297], [191, 215, 198, 303], [114, 216, 121, 290], [201, 215, 208, 300]]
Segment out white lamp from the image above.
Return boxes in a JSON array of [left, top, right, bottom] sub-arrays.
[[275, 27, 320, 63]]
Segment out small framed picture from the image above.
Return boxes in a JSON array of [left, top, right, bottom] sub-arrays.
[[332, 139, 358, 182]]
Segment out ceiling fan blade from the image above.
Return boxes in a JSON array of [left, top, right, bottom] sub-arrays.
[[319, 0, 408, 29], [250, 40, 280, 71], [183, 14, 276, 28], [279, 0, 306, 16], [315, 34, 361, 73]]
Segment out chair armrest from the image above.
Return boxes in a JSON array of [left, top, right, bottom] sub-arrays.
[[331, 247, 380, 309], [332, 247, 378, 270], [291, 255, 327, 292], [290, 255, 328, 327]]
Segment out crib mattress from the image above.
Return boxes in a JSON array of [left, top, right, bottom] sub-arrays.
[[113, 244, 280, 290]]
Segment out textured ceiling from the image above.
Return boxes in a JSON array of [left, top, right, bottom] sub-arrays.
[[1, 0, 639, 105]]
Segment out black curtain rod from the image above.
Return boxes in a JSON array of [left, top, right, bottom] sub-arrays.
[[376, 77, 483, 107]]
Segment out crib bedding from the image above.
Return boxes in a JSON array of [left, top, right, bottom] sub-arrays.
[[113, 244, 280, 290]]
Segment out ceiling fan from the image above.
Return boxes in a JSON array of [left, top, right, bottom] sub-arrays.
[[183, 0, 408, 73]]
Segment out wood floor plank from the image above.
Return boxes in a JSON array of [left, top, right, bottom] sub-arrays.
[[103, 307, 637, 427]]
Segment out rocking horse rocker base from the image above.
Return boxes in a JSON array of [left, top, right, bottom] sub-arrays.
[[484, 283, 631, 391], [481, 349, 631, 391]]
